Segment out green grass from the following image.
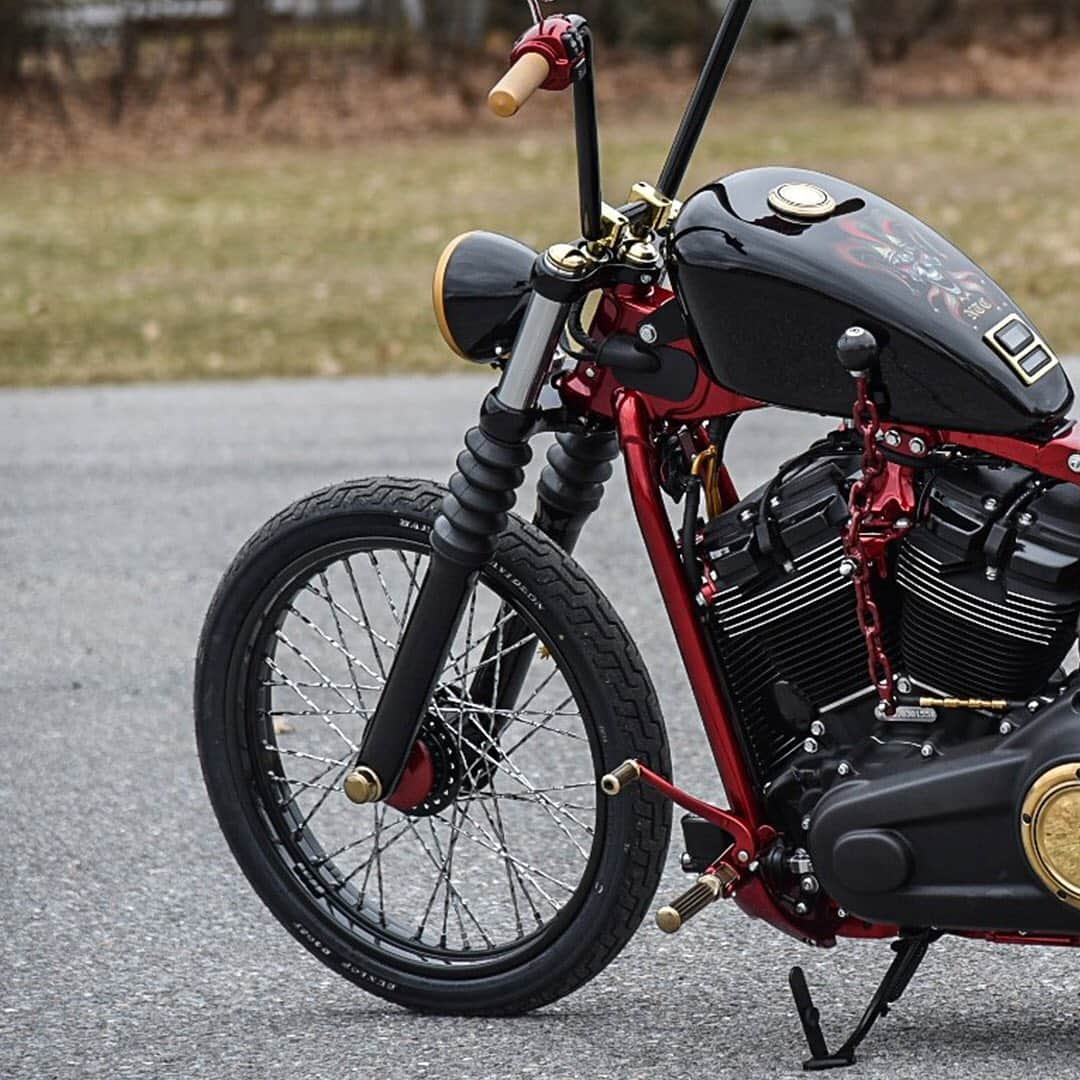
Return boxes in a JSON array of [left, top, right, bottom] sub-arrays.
[[2, 97, 1080, 386]]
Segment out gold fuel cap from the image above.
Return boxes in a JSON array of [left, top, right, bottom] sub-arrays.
[[767, 182, 837, 221], [1020, 762, 1080, 909]]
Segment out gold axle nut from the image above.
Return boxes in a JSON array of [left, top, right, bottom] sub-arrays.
[[600, 759, 641, 797], [343, 767, 383, 805]]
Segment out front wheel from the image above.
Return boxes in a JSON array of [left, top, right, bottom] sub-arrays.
[[195, 477, 671, 1014]]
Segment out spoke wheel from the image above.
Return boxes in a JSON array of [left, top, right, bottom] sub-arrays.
[[196, 478, 670, 1013]]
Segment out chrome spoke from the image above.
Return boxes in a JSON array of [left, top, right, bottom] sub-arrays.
[[258, 539, 598, 960]]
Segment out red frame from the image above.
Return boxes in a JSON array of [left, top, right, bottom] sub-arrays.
[[561, 283, 1080, 949]]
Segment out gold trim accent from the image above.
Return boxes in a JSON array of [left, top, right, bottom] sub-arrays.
[[629, 180, 679, 233], [600, 759, 641, 797], [767, 182, 837, 221], [983, 313, 1061, 387], [432, 232, 479, 359], [917, 696, 1010, 711], [1021, 763, 1080, 910], [691, 446, 724, 520], [344, 766, 383, 805]]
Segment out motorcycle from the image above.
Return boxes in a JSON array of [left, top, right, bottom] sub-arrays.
[[194, 0, 1080, 1069]]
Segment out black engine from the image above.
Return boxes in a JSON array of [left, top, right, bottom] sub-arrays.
[[699, 441, 1080, 932]]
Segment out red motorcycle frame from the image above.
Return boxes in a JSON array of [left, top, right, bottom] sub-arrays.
[[563, 276, 1080, 951]]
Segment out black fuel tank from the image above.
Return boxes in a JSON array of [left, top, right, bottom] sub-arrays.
[[670, 167, 1074, 437]]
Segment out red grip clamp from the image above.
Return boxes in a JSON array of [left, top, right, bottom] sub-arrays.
[[510, 15, 585, 93]]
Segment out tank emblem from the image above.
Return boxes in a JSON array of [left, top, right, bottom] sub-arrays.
[[767, 182, 837, 221], [835, 212, 1008, 328]]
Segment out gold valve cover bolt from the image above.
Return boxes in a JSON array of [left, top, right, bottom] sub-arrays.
[[656, 866, 738, 934], [343, 766, 383, 805], [600, 759, 641, 797]]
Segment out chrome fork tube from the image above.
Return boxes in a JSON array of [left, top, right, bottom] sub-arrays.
[[495, 292, 571, 411]]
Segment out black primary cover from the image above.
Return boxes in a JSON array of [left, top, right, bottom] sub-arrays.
[[670, 167, 1074, 436]]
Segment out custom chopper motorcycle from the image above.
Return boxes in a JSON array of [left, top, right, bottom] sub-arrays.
[[195, 0, 1080, 1069]]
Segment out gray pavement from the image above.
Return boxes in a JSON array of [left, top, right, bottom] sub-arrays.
[[2, 372, 1080, 1080]]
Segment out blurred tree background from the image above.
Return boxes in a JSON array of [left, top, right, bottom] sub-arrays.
[[4, 0, 1080, 124]]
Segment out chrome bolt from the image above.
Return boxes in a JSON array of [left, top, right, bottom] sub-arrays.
[[909, 437, 928, 456], [638, 323, 658, 345], [1068, 453, 1080, 475], [839, 558, 857, 579], [737, 849, 750, 865], [875, 702, 889, 720], [1018, 512, 1035, 527], [895, 517, 913, 531], [639, 273, 653, 284], [884, 429, 902, 448], [983, 496, 1000, 511], [837, 761, 851, 777], [769, 495, 783, 509], [680, 853, 694, 872], [837, 908, 848, 919], [739, 508, 756, 524], [584, 366, 597, 379], [920, 743, 935, 759], [800, 875, 820, 895], [999, 720, 1014, 736], [795, 901, 810, 917], [803, 738, 819, 755], [810, 720, 826, 738], [985, 566, 1000, 582], [1028, 699, 1041, 713], [897, 676, 913, 694], [801, 815, 812, 832]]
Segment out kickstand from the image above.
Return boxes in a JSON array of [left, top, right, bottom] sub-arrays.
[[788, 929, 942, 1071]]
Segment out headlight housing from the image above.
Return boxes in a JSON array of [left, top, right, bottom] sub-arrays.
[[433, 231, 537, 363]]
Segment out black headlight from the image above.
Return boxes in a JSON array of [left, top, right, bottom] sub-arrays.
[[433, 231, 537, 363]]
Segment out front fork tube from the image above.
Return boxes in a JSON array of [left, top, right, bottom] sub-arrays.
[[349, 295, 570, 799], [466, 427, 620, 719]]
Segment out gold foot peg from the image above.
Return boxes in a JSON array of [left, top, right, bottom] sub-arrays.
[[656, 867, 738, 934], [343, 766, 383, 805], [600, 760, 641, 797]]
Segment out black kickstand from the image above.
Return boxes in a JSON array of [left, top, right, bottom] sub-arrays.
[[788, 929, 942, 1072]]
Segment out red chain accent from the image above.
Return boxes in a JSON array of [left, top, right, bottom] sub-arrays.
[[843, 376, 897, 715]]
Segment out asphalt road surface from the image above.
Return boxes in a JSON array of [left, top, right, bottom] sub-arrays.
[[3, 372, 1080, 1080]]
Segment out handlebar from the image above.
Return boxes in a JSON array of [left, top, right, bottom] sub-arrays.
[[488, 52, 552, 118]]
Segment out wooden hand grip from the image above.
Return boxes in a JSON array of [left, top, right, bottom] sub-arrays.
[[488, 52, 551, 118]]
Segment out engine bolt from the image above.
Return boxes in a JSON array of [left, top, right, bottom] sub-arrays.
[[1018, 512, 1035, 527], [810, 720, 826, 738], [985, 566, 1000, 582], [769, 495, 783, 509], [837, 908, 848, 919], [884, 429, 902, 448], [801, 875, 820, 895], [801, 815, 812, 832], [737, 850, 750, 864], [1028, 699, 1041, 713], [795, 901, 810, 916], [896, 517, 913, 531], [897, 676, 913, 694], [803, 738, 819, 754], [739, 508, 756, 524], [983, 496, 1000, 511], [837, 761, 851, 777], [1068, 453, 1080, 474], [638, 323, 658, 345], [909, 437, 928, 456], [999, 720, 1014, 736], [585, 366, 597, 379], [920, 743, 935, 759], [839, 558, 857, 579]]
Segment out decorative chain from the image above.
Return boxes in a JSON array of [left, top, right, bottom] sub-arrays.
[[843, 375, 896, 715]]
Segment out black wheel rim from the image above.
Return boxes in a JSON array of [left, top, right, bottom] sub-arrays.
[[235, 534, 609, 978]]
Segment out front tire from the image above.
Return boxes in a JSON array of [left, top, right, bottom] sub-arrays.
[[195, 477, 671, 1014]]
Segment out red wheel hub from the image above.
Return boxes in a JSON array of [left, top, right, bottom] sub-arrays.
[[386, 739, 436, 812]]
